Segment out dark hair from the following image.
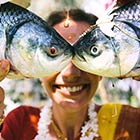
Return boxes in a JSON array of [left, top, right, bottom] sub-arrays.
[[47, 9, 98, 26]]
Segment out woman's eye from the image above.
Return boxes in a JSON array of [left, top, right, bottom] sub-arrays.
[[90, 46, 100, 56]]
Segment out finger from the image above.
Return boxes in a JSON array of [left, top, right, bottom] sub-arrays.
[[0, 60, 10, 81], [0, 87, 4, 102], [0, 87, 5, 117], [132, 76, 140, 81]]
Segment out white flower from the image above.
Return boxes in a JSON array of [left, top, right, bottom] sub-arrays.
[[35, 100, 99, 140]]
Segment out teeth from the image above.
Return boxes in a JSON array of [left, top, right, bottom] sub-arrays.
[[61, 86, 83, 92]]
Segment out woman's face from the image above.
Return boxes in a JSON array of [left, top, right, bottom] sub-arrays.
[[41, 20, 101, 111]]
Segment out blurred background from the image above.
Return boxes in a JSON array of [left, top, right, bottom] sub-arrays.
[[1, 0, 140, 115]]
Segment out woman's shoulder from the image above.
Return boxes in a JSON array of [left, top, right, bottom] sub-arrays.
[[121, 104, 140, 113], [96, 103, 140, 124], [96, 103, 140, 114], [1, 105, 41, 140], [9, 105, 40, 114], [96, 103, 140, 140], [96, 103, 122, 120], [6, 105, 40, 118], [4, 105, 41, 125]]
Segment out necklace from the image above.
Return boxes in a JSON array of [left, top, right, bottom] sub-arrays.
[[52, 121, 68, 140], [35, 100, 99, 140]]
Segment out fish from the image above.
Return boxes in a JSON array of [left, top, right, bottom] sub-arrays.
[[0, 2, 73, 79], [72, 0, 140, 78]]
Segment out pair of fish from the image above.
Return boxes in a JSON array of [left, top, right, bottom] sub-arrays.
[[0, 0, 140, 79]]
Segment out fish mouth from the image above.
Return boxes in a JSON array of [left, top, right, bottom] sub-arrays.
[[53, 84, 89, 96], [73, 52, 87, 62]]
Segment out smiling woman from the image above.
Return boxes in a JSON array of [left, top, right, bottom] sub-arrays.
[[0, 8, 140, 140]]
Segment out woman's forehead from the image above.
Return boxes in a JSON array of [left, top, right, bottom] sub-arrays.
[[53, 20, 90, 44]]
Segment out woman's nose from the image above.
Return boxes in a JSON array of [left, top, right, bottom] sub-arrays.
[[60, 62, 82, 82]]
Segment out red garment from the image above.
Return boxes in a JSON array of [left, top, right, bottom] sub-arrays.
[[1, 106, 40, 140], [1, 104, 140, 140]]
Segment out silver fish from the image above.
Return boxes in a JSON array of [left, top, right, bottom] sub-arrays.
[[0, 2, 72, 79], [73, 0, 140, 78]]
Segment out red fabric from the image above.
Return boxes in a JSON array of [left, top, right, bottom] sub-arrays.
[[1, 106, 40, 140], [114, 105, 140, 140], [1, 104, 140, 140]]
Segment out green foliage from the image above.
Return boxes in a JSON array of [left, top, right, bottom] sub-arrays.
[[94, 78, 140, 107]]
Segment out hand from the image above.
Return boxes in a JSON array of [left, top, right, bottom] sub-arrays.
[[0, 60, 10, 81], [118, 76, 140, 81], [132, 76, 140, 81], [0, 87, 5, 131], [0, 87, 4, 118], [0, 59, 9, 127]]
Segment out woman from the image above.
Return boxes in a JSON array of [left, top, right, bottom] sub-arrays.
[[0, 9, 140, 140]]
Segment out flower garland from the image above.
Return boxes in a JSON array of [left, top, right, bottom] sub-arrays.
[[35, 100, 99, 140]]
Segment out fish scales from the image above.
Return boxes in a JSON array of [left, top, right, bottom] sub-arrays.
[[112, 0, 140, 20], [0, 3, 40, 26]]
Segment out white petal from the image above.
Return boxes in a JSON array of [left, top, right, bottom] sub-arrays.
[[0, 0, 9, 4]]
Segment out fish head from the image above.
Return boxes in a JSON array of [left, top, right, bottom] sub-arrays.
[[72, 26, 132, 77], [73, 0, 140, 78], [6, 21, 73, 78]]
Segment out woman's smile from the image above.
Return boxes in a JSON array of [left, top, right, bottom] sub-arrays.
[[53, 84, 89, 96]]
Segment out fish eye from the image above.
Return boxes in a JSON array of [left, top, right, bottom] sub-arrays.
[[49, 47, 58, 56], [90, 46, 100, 56], [44, 46, 59, 57]]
